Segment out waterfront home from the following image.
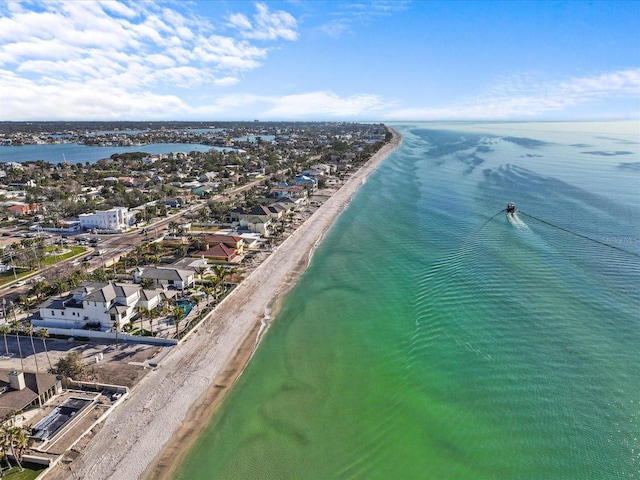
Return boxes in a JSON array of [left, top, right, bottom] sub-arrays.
[[293, 175, 318, 191], [239, 214, 272, 237], [0, 370, 62, 419], [269, 184, 308, 204], [137, 288, 168, 311], [203, 234, 245, 255], [195, 242, 239, 262], [35, 281, 144, 331], [135, 266, 194, 291]]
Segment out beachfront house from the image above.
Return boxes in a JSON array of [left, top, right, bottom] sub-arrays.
[[35, 281, 145, 331], [293, 175, 318, 192], [135, 266, 195, 291], [196, 242, 239, 262], [0, 370, 62, 418], [191, 233, 245, 262], [269, 184, 308, 205]]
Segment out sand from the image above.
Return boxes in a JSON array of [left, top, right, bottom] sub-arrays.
[[65, 129, 402, 480]]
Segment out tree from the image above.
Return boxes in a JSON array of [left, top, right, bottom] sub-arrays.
[[37, 328, 53, 371], [25, 323, 40, 373], [212, 264, 228, 296], [0, 326, 10, 358], [113, 318, 121, 347], [6, 426, 28, 471], [135, 306, 149, 334], [29, 280, 48, 301], [49, 351, 88, 379], [202, 285, 214, 305], [0, 426, 15, 474], [9, 320, 23, 373], [0, 424, 29, 473], [171, 305, 185, 336]]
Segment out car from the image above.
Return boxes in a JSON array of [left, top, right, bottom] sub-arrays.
[[111, 392, 122, 401], [13, 280, 27, 287]]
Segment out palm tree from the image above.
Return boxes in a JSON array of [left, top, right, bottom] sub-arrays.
[[212, 264, 228, 296], [9, 320, 23, 372], [190, 294, 201, 313], [202, 285, 214, 306], [135, 306, 149, 335], [25, 323, 40, 373], [0, 426, 13, 473], [113, 318, 121, 347], [6, 426, 27, 471], [193, 265, 208, 281], [15, 425, 31, 468], [30, 280, 48, 301], [16, 295, 33, 313], [37, 328, 53, 371], [171, 305, 185, 336], [0, 325, 10, 358]]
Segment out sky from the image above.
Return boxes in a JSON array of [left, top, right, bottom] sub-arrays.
[[0, 0, 638, 122]]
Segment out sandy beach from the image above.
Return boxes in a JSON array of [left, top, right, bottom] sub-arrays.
[[63, 129, 402, 480]]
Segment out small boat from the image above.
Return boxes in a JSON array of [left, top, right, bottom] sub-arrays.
[[506, 203, 516, 214]]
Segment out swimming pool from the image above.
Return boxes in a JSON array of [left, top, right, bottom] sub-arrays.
[[175, 299, 194, 316]]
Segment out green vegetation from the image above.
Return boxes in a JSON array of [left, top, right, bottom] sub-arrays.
[[49, 351, 89, 379], [0, 463, 46, 479]]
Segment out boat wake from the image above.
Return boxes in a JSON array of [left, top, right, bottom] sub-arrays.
[[507, 212, 529, 229]]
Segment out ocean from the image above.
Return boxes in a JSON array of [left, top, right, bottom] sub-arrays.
[[175, 121, 639, 480]]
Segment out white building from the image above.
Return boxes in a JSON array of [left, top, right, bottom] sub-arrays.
[[78, 207, 134, 232], [35, 281, 164, 332]]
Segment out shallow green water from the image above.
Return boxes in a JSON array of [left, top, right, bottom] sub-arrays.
[[176, 122, 639, 480]]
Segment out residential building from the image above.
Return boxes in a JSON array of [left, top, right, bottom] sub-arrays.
[[0, 371, 62, 418], [135, 266, 194, 290], [35, 281, 157, 331], [270, 184, 308, 204], [78, 207, 134, 232]]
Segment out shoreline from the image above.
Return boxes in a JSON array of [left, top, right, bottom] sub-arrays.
[[68, 129, 403, 480]]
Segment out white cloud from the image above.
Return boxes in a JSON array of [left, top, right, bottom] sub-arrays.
[[0, 0, 299, 120], [228, 2, 298, 41], [0, 68, 191, 120], [320, 0, 410, 38], [191, 91, 390, 119], [263, 91, 386, 117], [385, 69, 640, 120]]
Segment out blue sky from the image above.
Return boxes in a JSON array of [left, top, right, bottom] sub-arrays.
[[0, 0, 638, 121]]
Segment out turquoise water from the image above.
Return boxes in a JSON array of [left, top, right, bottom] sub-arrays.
[[175, 299, 195, 316], [176, 122, 639, 480]]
